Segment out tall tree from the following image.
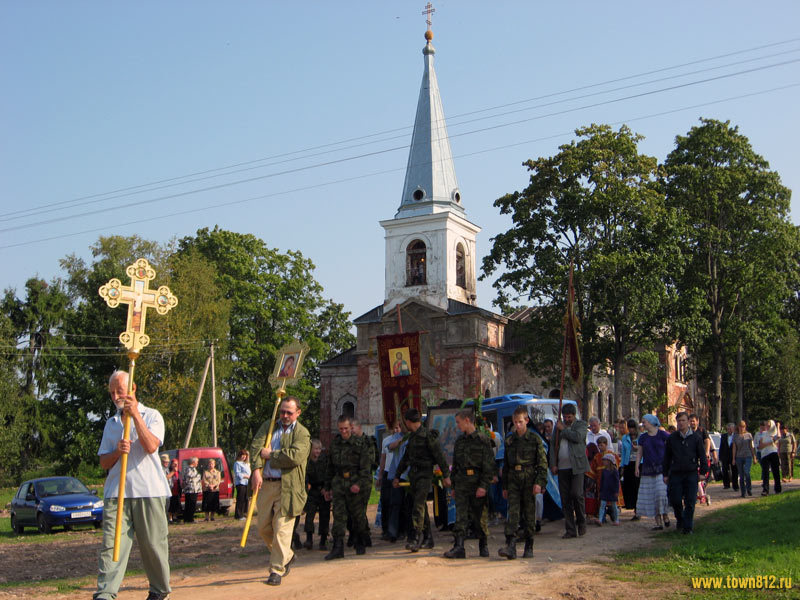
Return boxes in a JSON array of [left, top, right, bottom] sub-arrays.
[[483, 124, 681, 419], [663, 118, 799, 428], [178, 227, 354, 449]]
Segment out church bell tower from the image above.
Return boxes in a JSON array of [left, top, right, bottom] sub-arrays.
[[381, 21, 480, 313]]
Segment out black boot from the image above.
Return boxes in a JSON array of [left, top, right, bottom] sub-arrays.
[[318, 534, 328, 551], [324, 537, 344, 560], [405, 530, 422, 552], [303, 532, 313, 550], [421, 524, 434, 549], [498, 535, 517, 560], [292, 532, 303, 551], [354, 533, 366, 555], [522, 537, 534, 558], [478, 537, 489, 557], [364, 532, 372, 547], [443, 536, 465, 559], [346, 531, 354, 547]]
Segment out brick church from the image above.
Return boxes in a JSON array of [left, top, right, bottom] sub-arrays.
[[318, 25, 704, 445]]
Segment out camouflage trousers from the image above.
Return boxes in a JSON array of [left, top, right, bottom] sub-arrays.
[[452, 483, 489, 539], [303, 487, 330, 536], [331, 476, 367, 539], [408, 471, 433, 533], [504, 470, 537, 538]]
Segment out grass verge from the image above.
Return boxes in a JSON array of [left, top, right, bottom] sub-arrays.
[[613, 490, 799, 599]]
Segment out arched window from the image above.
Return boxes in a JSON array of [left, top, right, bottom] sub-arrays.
[[456, 243, 466, 288], [406, 240, 427, 286], [548, 388, 560, 399], [342, 401, 355, 419]]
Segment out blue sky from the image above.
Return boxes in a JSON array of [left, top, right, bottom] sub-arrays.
[[2, 1, 799, 324]]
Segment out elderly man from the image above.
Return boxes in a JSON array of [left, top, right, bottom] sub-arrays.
[[586, 416, 612, 448], [249, 396, 311, 586], [95, 371, 171, 600], [550, 404, 589, 539]]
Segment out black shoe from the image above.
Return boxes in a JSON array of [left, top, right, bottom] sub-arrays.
[[346, 532, 354, 547], [535, 520, 541, 533], [663, 519, 670, 528], [283, 554, 295, 576], [292, 533, 303, 551], [405, 530, 422, 553], [522, 538, 533, 558], [498, 535, 516, 560], [682, 529, 693, 535], [266, 573, 281, 586], [478, 538, 489, 557], [562, 532, 577, 539], [303, 533, 313, 550], [324, 537, 345, 560], [443, 536, 465, 559], [577, 524, 587, 536], [380, 532, 391, 541], [747, 490, 752, 496], [364, 533, 372, 547], [631, 515, 641, 521], [318, 534, 328, 550], [145, 593, 170, 600]]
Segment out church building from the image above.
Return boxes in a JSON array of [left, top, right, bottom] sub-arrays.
[[318, 24, 705, 444]]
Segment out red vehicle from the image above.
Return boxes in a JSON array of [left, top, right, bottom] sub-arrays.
[[164, 447, 234, 515]]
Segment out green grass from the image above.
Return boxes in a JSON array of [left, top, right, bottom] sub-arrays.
[[614, 490, 799, 598]]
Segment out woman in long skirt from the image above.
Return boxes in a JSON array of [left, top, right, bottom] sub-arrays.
[[635, 414, 671, 530]]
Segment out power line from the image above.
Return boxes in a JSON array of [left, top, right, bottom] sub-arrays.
[[2, 57, 798, 237], [2, 37, 799, 222], [2, 81, 797, 250]]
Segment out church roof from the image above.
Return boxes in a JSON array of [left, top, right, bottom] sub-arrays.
[[319, 346, 358, 367], [396, 28, 464, 219], [353, 299, 505, 325]]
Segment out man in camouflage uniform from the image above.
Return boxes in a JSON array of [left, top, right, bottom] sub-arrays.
[[349, 419, 375, 547], [323, 415, 371, 559], [444, 409, 495, 559], [303, 439, 330, 550], [392, 408, 451, 552], [500, 405, 548, 559]]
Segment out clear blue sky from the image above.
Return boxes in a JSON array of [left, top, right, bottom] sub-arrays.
[[2, 1, 799, 323]]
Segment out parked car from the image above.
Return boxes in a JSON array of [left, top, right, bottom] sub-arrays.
[[10, 476, 103, 534], [163, 447, 234, 515]]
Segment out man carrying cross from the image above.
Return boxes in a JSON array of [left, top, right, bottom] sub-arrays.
[[94, 370, 171, 600]]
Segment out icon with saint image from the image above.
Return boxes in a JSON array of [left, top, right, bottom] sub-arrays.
[[390, 347, 412, 377]]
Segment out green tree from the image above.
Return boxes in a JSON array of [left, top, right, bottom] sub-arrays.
[[663, 118, 799, 428], [482, 124, 681, 419], [177, 227, 354, 449]]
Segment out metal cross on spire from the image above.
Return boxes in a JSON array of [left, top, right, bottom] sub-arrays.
[[422, 2, 435, 30]]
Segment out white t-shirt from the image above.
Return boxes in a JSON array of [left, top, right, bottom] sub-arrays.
[[98, 403, 171, 499], [587, 429, 612, 448], [754, 431, 778, 457]]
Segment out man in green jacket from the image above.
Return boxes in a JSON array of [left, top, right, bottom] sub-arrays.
[[249, 396, 311, 586], [549, 403, 589, 539]]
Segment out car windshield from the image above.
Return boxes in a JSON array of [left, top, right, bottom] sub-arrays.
[[35, 478, 90, 497]]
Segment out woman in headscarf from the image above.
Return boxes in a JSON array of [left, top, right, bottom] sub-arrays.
[[634, 414, 671, 530]]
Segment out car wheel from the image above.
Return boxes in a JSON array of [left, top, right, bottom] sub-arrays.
[[37, 513, 53, 534], [10, 514, 24, 535]]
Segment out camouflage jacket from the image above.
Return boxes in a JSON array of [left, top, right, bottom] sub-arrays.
[[451, 430, 495, 491], [325, 434, 371, 490], [502, 430, 548, 490], [396, 426, 450, 477]]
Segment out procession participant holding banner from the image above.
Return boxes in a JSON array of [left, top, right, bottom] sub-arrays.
[[94, 370, 171, 600]]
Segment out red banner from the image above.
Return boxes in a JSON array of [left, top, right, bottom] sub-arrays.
[[377, 332, 422, 429]]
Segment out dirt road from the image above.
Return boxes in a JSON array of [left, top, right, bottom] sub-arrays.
[[2, 482, 792, 600]]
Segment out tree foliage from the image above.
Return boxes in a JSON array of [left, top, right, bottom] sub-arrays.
[[663, 118, 799, 427], [482, 124, 681, 418]]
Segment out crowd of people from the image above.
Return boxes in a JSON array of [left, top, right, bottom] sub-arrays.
[[91, 370, 797, 597]]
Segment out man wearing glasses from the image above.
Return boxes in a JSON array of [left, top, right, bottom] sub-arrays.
[[249, 396, 311, 586]]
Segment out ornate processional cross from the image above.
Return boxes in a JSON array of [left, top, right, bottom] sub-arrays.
[[422, 2, 435, 30], [99, 258, 178, 353]]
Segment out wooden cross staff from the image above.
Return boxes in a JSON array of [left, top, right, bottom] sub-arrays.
[[99, 258, 177, 562]]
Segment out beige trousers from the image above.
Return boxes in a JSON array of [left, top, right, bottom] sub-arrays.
[[256, 480, 295, 575]]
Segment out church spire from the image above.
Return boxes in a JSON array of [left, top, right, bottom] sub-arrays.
[[397, 5, 463, 219]]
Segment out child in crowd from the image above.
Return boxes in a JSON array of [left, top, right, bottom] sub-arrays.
[[598, 453, 621, 526]]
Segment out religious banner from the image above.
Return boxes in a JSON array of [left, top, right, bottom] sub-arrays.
[[377, 332, 422, 429]]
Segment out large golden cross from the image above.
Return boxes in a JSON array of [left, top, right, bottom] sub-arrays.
[[98, 258, 177, 562], [99, 258, 178, 353]]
